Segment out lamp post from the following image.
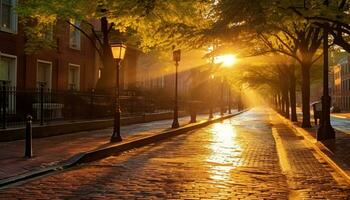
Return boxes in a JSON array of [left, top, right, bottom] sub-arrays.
[[220, 77, 224, 116], [172, 49, 181, 128], [110, 42, 126, 142], [238, 85, 242, 111], [228, 87, 232, 114], [209, 74, 214, 119], [317, 25, 335, 140]]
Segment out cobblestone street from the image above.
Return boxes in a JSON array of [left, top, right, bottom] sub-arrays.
[[1, 108, 350, 199]]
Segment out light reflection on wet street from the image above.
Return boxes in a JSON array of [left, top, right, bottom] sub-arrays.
[[207, 122, 241, 181], [0, 108, 350, 199]]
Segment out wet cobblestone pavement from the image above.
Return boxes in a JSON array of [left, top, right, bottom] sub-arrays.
[[1, 108, 350, 199]]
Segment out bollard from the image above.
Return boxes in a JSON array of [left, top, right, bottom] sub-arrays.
[[25, 115, 33, 158], [89, 88, 95, 118], [189, 102, 197, 123], [190, 111, 197, 123]]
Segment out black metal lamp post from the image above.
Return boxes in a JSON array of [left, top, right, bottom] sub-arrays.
[[228, 87, 232, 114], [317, 25, 335, 140], [238, 85, 242, 111], [110, 42, 126, 142], [220, 77, 224, 116], [209, 74, 214, 119], [172, 49, 181, 128]]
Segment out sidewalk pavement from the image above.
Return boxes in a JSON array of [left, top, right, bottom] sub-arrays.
[[0, 112, 227, 181], [296, 106, 350, 119], [332, 113, 350, 119], [282, 112, 350, 181]]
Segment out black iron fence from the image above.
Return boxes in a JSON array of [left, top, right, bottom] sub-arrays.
[[0, 84, 174, 129]]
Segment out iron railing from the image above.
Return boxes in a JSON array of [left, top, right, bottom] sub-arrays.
[[0, 83, 176, 129]]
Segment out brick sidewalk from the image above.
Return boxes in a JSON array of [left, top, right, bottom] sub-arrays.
[[296, 123, 350, 174], [1, 108, 349, 199], [0, 112, 224, 181], [288, 110, 350, 179]]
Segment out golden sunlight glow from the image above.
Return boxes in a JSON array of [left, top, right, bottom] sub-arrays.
[[215, 54, 237, 67], [207, 122, 242, 181]]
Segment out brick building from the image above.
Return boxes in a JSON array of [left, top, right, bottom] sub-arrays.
[[0, 0, 139, 92], [332, 54, 350, 111], [0, 3, 100, 91]]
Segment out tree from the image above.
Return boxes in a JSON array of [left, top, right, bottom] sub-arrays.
[[16, 0, 212, 91], [204, 0, 324, 127], [283, 0, 350, 51]]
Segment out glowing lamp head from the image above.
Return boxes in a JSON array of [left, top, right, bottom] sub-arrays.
[[215, 54, 237, 67], [110, 42, 126, 60]]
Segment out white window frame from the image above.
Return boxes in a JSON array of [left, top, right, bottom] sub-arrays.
[[69, 20, 81, 50], [0, 52, 17, 87], [36, 60, 52, 89], [0, 0, 18, 34], [68, 63, 80, 91], [0, 52, 16, 113]]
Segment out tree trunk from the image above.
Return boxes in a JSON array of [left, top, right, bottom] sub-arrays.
[[278, 93, 282, 112], [289, 65, 297, 122], [95, 17, 115, 92], [284, 89, 290, 119], [281, 91, 286, 115], [275, 94, 278, 109], [301, 64, 312, 128]]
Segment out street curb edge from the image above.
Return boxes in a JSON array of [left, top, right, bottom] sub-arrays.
[[275, 111, 350, 185], [0, 110, 249, 189]]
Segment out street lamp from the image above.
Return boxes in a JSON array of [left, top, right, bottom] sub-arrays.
[[172, 49, 181, 128], [110, 42, 127, 142], [317, 25, 335, 140]]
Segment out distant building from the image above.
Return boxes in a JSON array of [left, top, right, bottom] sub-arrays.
[[135, 53, 194, 99], [332, 53, 350, 111]]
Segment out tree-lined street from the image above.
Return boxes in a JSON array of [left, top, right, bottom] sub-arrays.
[[1, 108, 349, 199], [3, 0, 350, 199]]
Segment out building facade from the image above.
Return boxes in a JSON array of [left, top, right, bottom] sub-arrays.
[[0, 1, 98, 91], [332, 54, 350, 111]]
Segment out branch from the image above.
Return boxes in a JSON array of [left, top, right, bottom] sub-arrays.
[[107, 23, 114, 34], [339, 0, 347, 9], [66, 20, 103, 57], [258, 33, 302, 63], [311, 53, 323, 64], [82, 20, 103, 47], [271, 34, 295, 53]]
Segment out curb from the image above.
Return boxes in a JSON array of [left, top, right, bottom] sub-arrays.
[[0, 110, 248, 189], [275, 111, 350, 185], [0, 111, 188, 142]]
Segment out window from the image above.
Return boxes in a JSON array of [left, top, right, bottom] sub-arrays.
[[37, 60, 52, 89], [44, 24, 54, 40], [68, 64, 80, 90], [0, 0, 17, 33], [0, 53, 16, 86], [69, 20, 81, 50]]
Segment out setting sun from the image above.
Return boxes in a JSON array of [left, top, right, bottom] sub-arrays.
[[215, 54, 237, 67]]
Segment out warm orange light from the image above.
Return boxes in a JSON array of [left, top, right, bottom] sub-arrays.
[[215, 54, 237, 67], [207, 122, 241, 181]]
